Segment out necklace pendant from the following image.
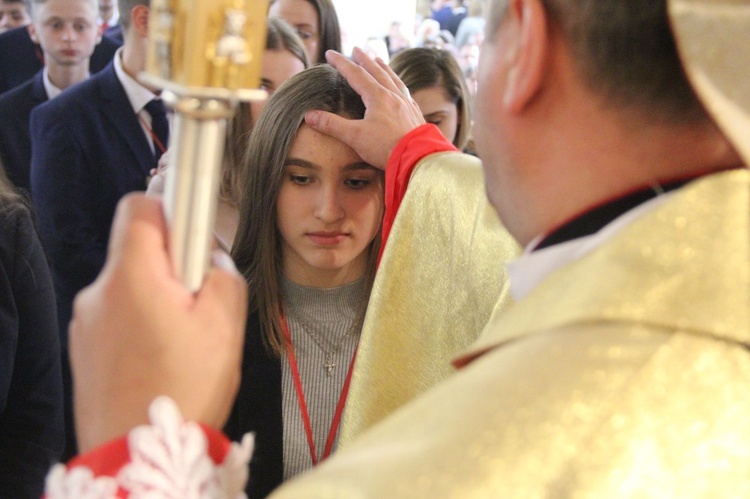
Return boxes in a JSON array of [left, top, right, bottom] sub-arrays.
[[324, 355, 335, 377]]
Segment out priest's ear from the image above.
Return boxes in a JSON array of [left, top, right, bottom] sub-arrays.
[[502, 0, 549, 114]]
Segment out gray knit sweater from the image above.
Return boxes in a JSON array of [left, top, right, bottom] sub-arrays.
[[280, 277, 368, 480]]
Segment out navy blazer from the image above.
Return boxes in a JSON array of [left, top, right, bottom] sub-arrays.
[[30, 61, 157, 345], [0, 201, 64, 498], [0, 26, 121, 94], [0, 70, 47, 193], [104, 24, 123, 44], [224, 312, 284, 498]]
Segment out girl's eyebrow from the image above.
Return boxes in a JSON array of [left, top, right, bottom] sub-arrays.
[[344, 162, 378, 173], [423, 111, 448, 120], [284, 158, 317, 170], [284, 158, 377, 172]]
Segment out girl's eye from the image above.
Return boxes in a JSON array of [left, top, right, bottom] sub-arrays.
[[428, 119, 443, 126], [290, 174, 311, 185], [296, 29, 314, 40], [345, 178, 371, 189], [260, 79, 274, 93]]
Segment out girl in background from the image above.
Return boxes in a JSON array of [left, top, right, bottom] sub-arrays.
[[268, 0, 341, 64], [390, 47, 474, 152]]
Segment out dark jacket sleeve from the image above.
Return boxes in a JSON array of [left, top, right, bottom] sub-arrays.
[[224, 312, 284, 498], [30, 102, 107, 294], [0, 202, 64, 498]]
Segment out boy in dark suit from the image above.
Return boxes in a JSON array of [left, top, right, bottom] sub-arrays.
[[0, 0, 101, 193], [0, 18, 119, 94], [30, 0, 164, 461]]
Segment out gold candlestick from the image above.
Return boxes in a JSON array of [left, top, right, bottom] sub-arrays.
[[141, 0, 268, 291]]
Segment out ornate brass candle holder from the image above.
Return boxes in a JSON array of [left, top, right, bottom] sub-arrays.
[[140, 0, 268, 291]]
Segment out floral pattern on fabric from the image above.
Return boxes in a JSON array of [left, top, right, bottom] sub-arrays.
[[45, 397, 254, 499], [45, 465, 119, 499]]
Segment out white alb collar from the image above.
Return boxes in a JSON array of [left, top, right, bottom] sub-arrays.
[[507, 191, 676, 301]]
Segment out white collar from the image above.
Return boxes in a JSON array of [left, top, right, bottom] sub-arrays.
[[507, 191, 676, 301], [42, 67, 91, 100], [113, 47, 156, 114], [42, 67, 64, 100]]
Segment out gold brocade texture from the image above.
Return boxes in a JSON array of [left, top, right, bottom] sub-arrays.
[[340, 152, 520, 444], [669, 0, 750, 164], [275, 169, 750, 498]]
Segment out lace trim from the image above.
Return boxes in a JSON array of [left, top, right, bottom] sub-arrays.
[[45, 397, 254, 499]]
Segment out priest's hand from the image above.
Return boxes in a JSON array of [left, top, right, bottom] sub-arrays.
[[304, 47, 425, 170], [69, 194, 248, 452]]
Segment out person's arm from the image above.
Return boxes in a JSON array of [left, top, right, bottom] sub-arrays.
[[0, 204, 64, 498], [381, 124, 458, 255], [45, 195, 252, 496], [30, 104, 107, 292], [31, 102, 106, 289]]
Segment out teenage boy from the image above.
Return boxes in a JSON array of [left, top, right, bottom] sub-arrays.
[[0, 2, 118, 94], [30, 0, 167, 461], [0, 0, 101, 193]]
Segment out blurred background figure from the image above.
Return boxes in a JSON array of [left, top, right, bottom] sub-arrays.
[[443, 0, 467, 36], [384, 20, 409, 57], [414, 17, 439, 47], [361, 36, 389, 64], [453, 0, 484, 49], [97, 0, 117, 31], [249, 18, 310, 129], [457, 41, 479, 96], [0, 0, 29, 34], [268, 0, 341, 64], [0, 0, 102, 194], [0, 166, 63, 498], [98, 0, 121, 42], [429, 0, 451, 29], [0, 1, 119, 94], [390, 47, 473, 152]]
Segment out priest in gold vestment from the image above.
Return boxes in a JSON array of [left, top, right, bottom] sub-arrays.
[[274, 0, 750, 496]]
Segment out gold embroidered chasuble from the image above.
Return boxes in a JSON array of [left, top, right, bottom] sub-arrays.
[[274, 168, 750, 498], [340, 152, 520, 444]]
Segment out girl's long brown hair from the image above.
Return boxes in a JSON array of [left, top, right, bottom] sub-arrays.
[[231, 64, 381, 356]]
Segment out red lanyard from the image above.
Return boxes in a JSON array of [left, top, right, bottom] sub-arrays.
[[137, 113, 168, 156], [281, 313, 358, 465]]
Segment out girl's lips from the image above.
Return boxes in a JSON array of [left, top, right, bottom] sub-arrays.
[[307, 232, 347, 246]]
